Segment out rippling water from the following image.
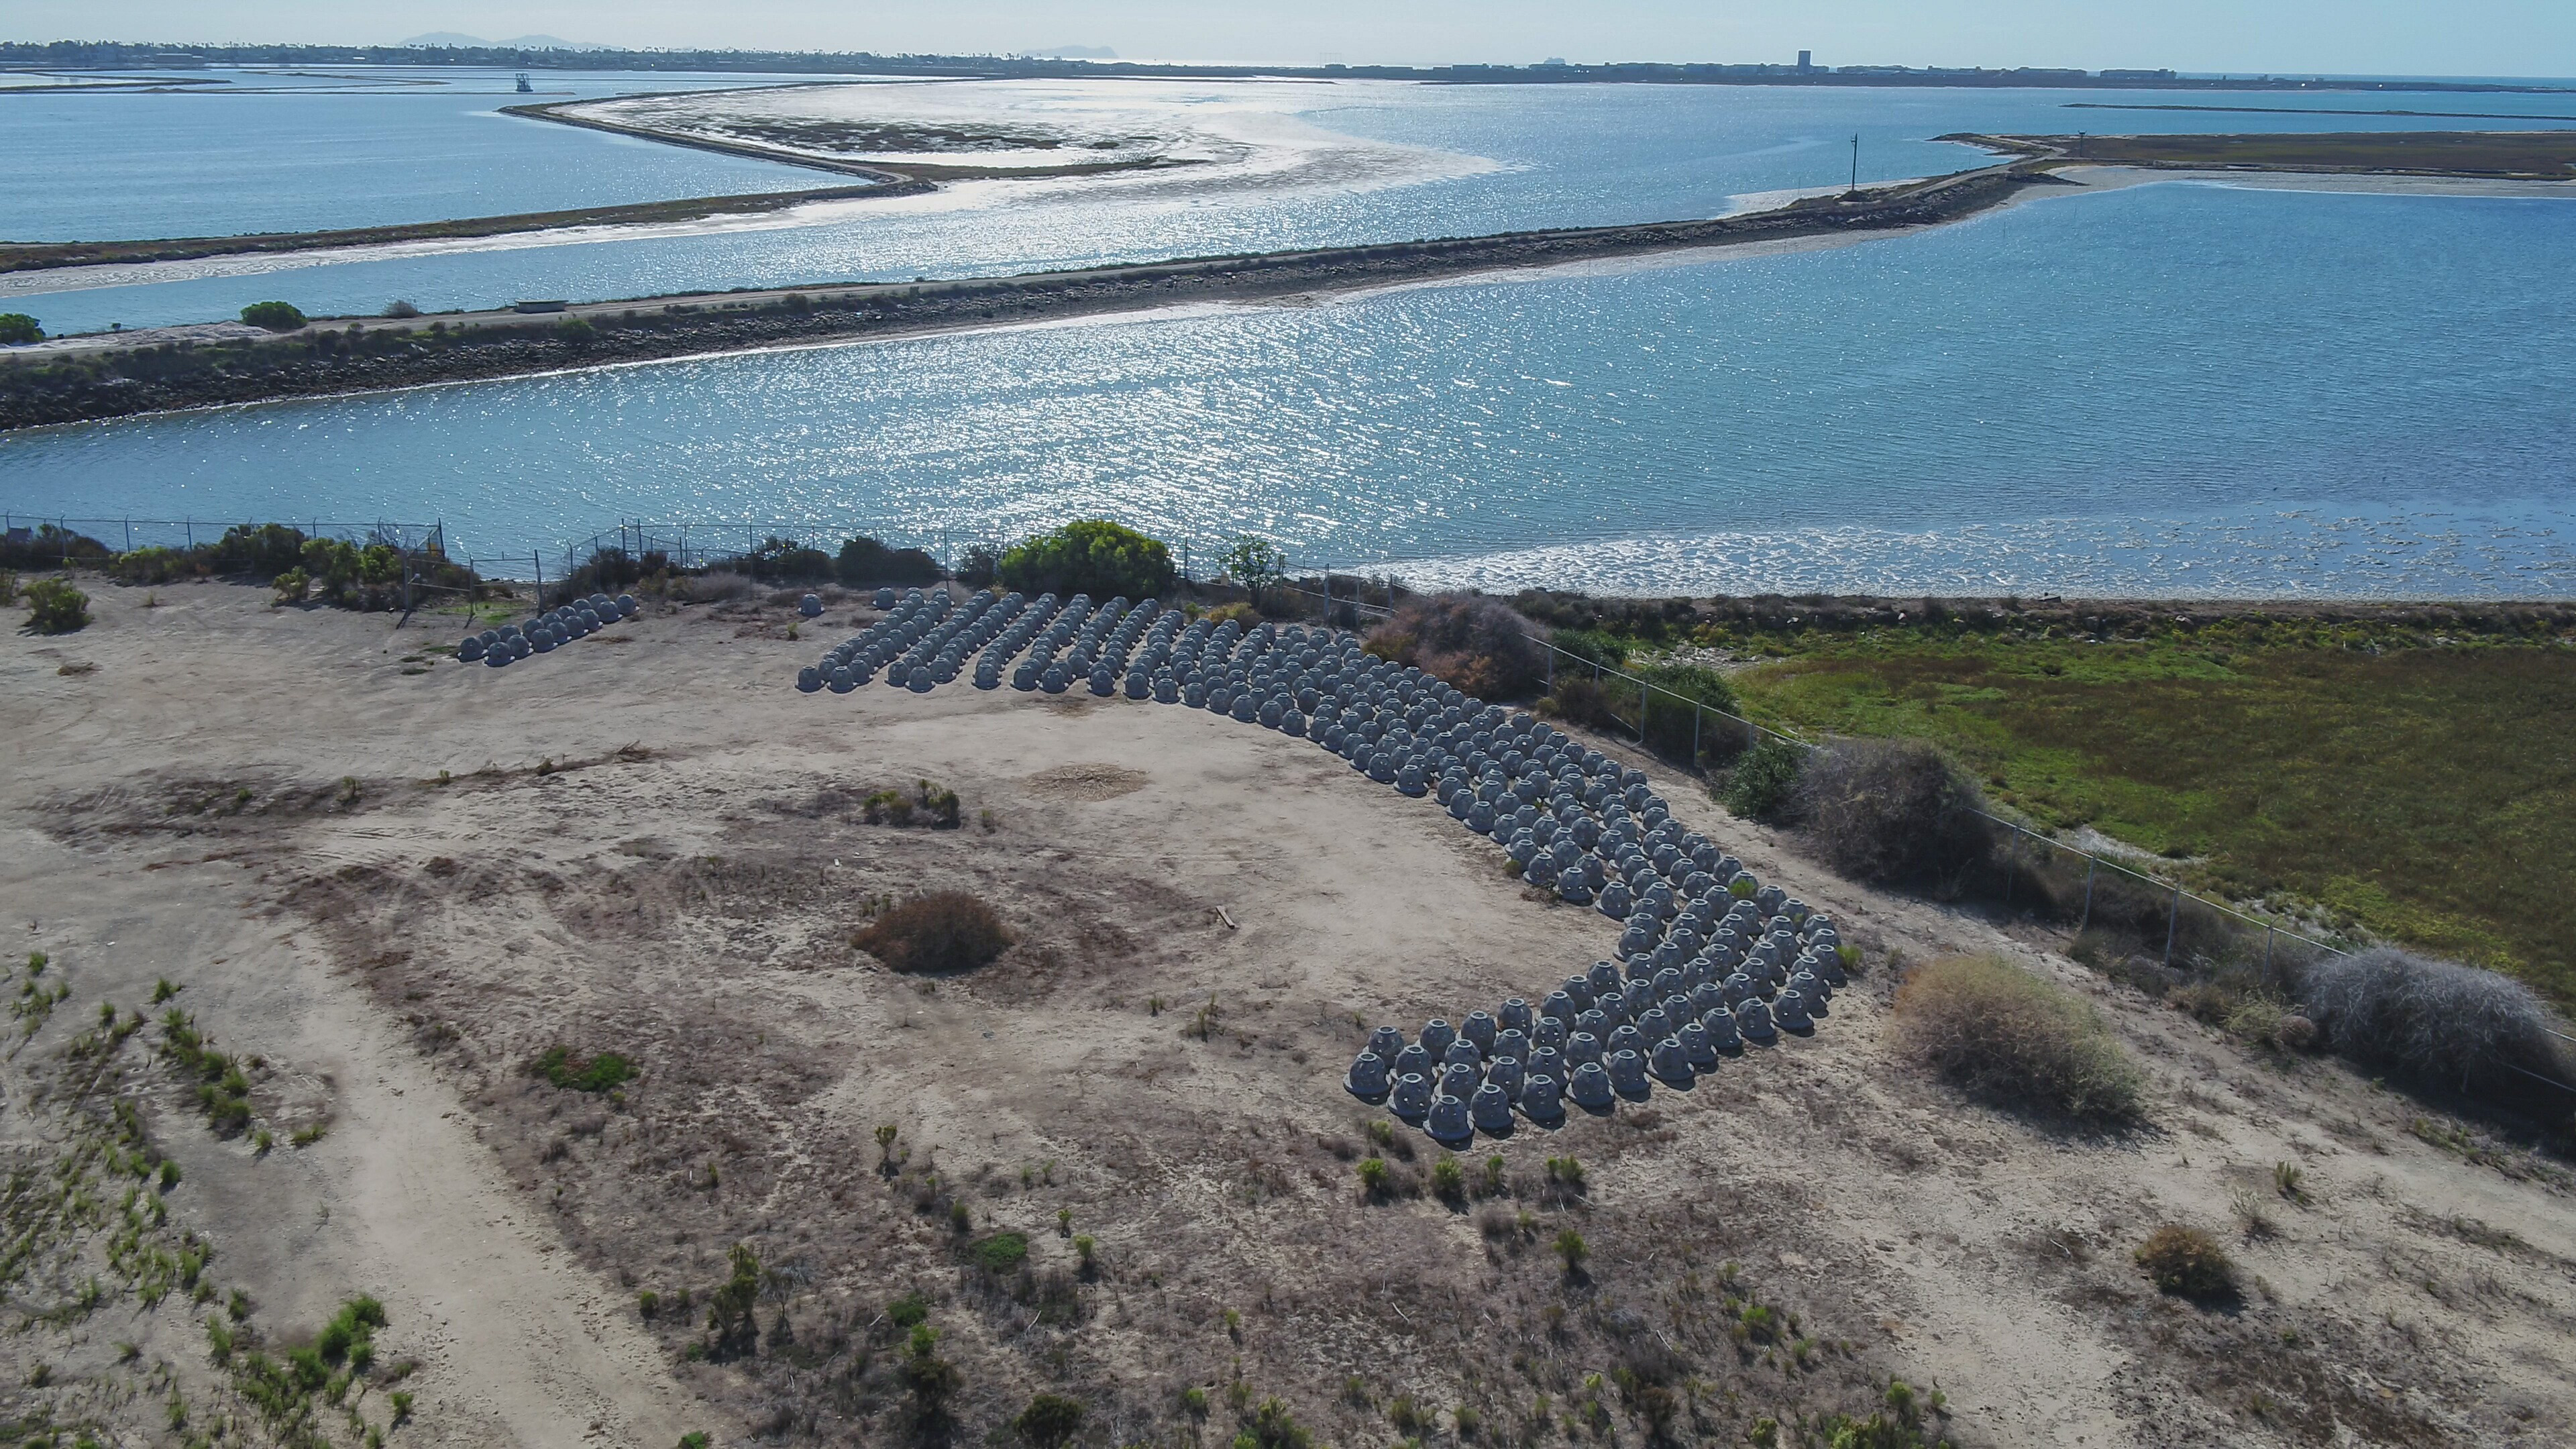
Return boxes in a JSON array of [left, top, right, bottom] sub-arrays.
[[7, 180, 2571, 596], [15, 74, 2576, 335]]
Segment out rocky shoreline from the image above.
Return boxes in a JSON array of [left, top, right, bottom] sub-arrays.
[[0, 165, 2045, 431]]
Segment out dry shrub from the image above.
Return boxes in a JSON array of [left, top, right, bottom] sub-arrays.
[[672, 571, 755, 604], [2300, 947, 2568, 1095], [2135, 1224, 2235, 1300], [852, 891, 1013, 974], [1536, 674, 1619, 731], [1794, 737, 1994, 886], [1364, 593, 1543, 698], [1894, 955, 2146, 1124]]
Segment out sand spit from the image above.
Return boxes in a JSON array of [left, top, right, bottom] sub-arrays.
[[1, 580, 2569, 1445]]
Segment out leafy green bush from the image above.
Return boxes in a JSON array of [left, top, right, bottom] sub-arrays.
[[22, 577, 89, 635], [209, 523, 308, 579], [973, 1232, 1029, 1274], [706, 1243, 761, 1356], [1796, 737, 1995, 885], [0, 313, 42, 345], [836, 535, 943, 586], [888, 1290, 929, 1327], [553, 315, 596, 344], [270, 567, 309, 605], [533, 1047, 635, 1093], [997, 519, 1176, 600], [2135, 1224, 2234, 1299], [1014, 1392, 1085, 1448], [1894, 955, 2145, 1124], [1723, 737, 1807, 822], [1637, 661, 1739, 761], [1550, 627, 1627, 669], [852, 891, 1012, 973], [239, 301, 307, 332]]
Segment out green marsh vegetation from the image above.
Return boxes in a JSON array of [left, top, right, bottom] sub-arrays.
[[1521, 593, 2576, 1004]]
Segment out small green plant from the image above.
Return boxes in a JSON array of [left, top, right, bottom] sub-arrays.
[[1356, 1155, 1391, 1197], [676, 1436, 708, 1449], [158, 1159, 181, 1191], [252, 1127, 275, 1154], [1431, 1156, 1466, 1202], [1180, 1385, 1208, 1415], [240, 301, 307, 331], [2273, 1161, 2307, 1203], [1073, 1234, 1096, 1273], [272, 566, 311, 604], [1365, 1119, 1395, 1150], [875, 1122, 901, 1170], [1057, 1206, 1073, 1234], [1553, 1228, 1589, 1277], [1222, 1306, 1244, 1340], [531, 1046, 634, 1093], [1481, 1155, 1507, 1195], [290, 1122, 328, 1148], [22, 577, 90, 635], [949, 1198, 972, 1233], [888, 1290, 929, 1328], [2136, 1224, 2235, 1300], [1543, 1155, 1585, 1191], [152, 978, 180, 1004], [1014, 1392, 1086, 1448], [975, 1231, 1030, 1274], [637, 1289, 659, 1319]]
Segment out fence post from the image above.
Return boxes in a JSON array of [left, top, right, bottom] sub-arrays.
[[123, 518, 131, 553], [2077, 858, 2097, 935], [1691, 705, 1702, 769], [2263, 924, 2275, 989], [2163, 887, 2183, 967], [2004, 825, 2020, 906], [533, 550, 543, 607]]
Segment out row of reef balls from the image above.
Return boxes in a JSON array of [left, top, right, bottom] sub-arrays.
[[787, 587, 1849, 1146], [455, 594, 639, 667]]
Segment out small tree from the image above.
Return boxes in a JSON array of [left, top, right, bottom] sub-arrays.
[[996, 519, 1177, 600], [239, 301, 307, 332], [704, 1242, 761, 1357], [0, 313, 42, 345], [1014, 1393, 1085, 1448], [901, 1322, 961, 1421], [1218, 534, 1287, 609], [22, 578, 89, 635], [1553, 1228, 1589, 1277]]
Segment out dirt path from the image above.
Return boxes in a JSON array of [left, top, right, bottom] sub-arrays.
[[3, 579, 2569, 1446]]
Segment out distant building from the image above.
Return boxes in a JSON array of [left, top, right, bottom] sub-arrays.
[[2100, 68, 2179, 81], [1797, 50, 1813, 72]]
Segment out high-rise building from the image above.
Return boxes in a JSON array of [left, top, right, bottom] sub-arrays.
[[1796, 50, 1813, 72]]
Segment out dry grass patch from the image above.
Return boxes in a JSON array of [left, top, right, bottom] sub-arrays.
[[852, 890, 1014, 974], [2135, 1224, 2235, 1301], [1894, 954, 2146, 1125]]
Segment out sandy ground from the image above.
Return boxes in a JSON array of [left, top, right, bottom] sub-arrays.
[[3, 580, 2571, 1447]]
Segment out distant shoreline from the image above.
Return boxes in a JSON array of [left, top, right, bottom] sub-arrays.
[[0, 164, 2047, 431]]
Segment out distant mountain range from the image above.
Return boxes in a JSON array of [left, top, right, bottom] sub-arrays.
[[402, 32, 606, 52]]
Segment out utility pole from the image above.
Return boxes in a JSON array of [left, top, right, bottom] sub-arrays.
[[1849, 132, 1860, 194]]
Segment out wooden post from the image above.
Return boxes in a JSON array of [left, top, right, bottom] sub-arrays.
[[2163, 887, 2183, 966], [2077, 858, 2097, 935]]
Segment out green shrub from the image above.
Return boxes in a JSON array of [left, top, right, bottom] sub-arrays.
[[270, 567, 310, 604], [706, 1242, 761, 1356], [997, 519, 1176, 600], [974, 1232, 1030, 1274], [1723, 736, 1807, 822], [1356, 1156, 1391, 1197], [852, 891, 1012, 973], [22, 577, 89, 634], [1635, 663, 1741, 757], [1796, 737, 1995, 885], [1014, 1393, 1085, 1448], [2135, 1224, 2234, 1299], [553, 315, 596, 344], [532, 1046, 633, 1093], [1236, 1397, 1312, 1449], [1894, 955, 2145, 1124], [1550, 628, 1627, 669], [888, 1289, 929, 1327], [240, 301, 307, 332], [0, 313, 42, 345], [1430, 1156, 1465, 1202], [836, 535, 943, 586], [1552, 1228, 1588, 1275]]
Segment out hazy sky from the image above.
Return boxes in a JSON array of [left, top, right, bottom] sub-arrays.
[[11, 1, 2575, 78]]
